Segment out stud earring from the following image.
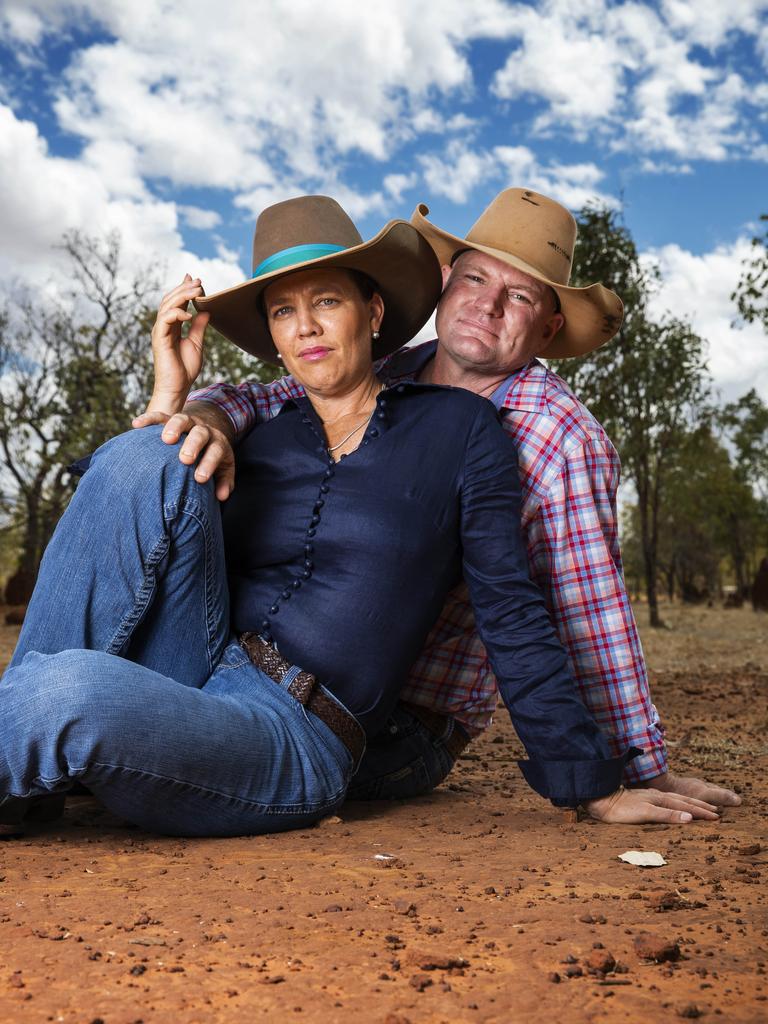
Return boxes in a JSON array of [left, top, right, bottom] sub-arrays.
[[275, 352, 283, 362], [372, 330, 380, 341]]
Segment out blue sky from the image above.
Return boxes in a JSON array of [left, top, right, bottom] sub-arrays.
[[1, 0, 767, 398]]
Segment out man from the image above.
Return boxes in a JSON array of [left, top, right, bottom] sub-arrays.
[[136, 187, 739, 811]]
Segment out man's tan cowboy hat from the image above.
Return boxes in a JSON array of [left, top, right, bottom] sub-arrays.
[[195, 195, 442, 364], [411, 188, 623, 358]]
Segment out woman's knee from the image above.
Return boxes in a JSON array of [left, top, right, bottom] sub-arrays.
[[5, 650, 130, 729], [83, 426, 214, 511], [93, 425, 186, 479]]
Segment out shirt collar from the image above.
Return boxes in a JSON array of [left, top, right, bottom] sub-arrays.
[[378, 339, 438, 384], [381, 340, 551, 415], [495, 359, 551, 415]]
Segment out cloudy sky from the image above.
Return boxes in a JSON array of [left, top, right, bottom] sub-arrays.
[[1, 0, 767, 400]]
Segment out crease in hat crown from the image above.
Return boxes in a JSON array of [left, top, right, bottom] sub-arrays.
[[410, 187, 624, 359], [195, 194, 443, 364]]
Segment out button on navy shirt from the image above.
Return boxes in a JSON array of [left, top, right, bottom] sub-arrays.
[[223, 381, 633, 803]]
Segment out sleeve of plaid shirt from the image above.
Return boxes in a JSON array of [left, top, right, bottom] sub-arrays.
[[187, 354, 394, 436], [188, 377, 305, 434], [525, 436, 667, 783]]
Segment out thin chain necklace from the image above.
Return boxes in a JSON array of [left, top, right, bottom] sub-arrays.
[[326, 418, 370, 453], [325, 382, 384, 455]]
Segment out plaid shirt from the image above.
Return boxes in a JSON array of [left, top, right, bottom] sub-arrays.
[[190, 341, 666, 782]]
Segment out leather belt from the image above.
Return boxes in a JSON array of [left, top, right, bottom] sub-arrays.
[[239, 633, 366, 767], [401, 702, 472, 761]]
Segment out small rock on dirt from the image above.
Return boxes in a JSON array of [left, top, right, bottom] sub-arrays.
[[409, 973, 433, 992], [587, 950, 616, 973], [407, 950, 468, 971], [633, 933, 681, 963], [393, 899, 417, 916], [677, 1004, 704, 1019], [648, 891, 687, 912]]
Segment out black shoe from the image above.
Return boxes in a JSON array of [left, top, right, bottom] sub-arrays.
[[0, 796, 31, 838], [0, 794, 67, 837]]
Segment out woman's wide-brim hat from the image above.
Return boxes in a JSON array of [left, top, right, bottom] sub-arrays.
[[195, 195, 442, 364], [411, 188, 624, 358]]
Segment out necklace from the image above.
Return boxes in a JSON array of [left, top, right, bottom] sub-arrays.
[[326, 417, 370, 453], [325, 382, 384, 455]]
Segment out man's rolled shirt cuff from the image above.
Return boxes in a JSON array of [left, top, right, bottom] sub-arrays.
[[517, 747, 644, 807], [621, 742, 668, 784]]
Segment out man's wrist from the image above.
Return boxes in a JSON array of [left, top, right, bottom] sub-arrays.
[[183, 400, 236, 442]]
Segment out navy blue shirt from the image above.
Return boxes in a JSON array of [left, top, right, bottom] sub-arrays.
[[223, 381, 634, 804]]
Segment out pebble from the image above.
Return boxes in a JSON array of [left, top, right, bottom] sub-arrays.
[[633, 934, 681, 963], [677, 1004, 704, 1019], [587, 950, 616, 974], [737, 843, 761, 856], [407, 951, 469, 971], [409, 973, 433, 992]]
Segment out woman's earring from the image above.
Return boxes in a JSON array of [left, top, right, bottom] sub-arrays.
[[372, 330, 381, 341], [275, 352, 283, 362]]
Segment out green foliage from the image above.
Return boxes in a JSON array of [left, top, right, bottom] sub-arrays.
[[720, 388, 768, 497], [661, 425, 764, 596], [0, 230, 279, 595], [732, 214, 768, 332], [549, 203, 712, 626], [0, 231, 162, 594], [193, 323, 277, 390]]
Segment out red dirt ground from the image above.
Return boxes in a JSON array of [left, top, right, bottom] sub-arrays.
[[0, 600, 766, 1023]]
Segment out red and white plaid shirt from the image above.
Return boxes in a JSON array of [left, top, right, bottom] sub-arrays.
[[190, 341, 666, 782]]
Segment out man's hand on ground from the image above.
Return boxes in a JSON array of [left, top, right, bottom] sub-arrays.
[[639, 771, 741, 807], [131, 405, 235, 501], [583, 786, 720, 824]]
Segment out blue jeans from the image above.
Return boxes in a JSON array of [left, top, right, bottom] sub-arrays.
[[1, 428, 353, 837], [346, 704, 462, 801]]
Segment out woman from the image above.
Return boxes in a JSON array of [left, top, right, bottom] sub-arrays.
[[1, 197, 716, 837]]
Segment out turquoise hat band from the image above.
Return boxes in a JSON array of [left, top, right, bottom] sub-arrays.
[[252, 243, 347, 279]]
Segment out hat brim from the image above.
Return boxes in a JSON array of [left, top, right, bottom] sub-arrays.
[[194, 219, 442, 364], [411, 204, 624, 358]]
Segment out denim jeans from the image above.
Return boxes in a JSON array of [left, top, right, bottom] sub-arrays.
[[0, 427, 353, 837], [346, 704, 462, 801]]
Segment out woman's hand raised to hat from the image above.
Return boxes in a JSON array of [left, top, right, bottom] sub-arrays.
[[144, 274, 210, 415]]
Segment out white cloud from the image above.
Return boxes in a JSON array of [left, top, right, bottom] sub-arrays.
[[419, 141, 499, 203], [660, 0, 768, 49], [2, 0, 519, 207], [0, 104, 240, 298], [179, 206, 222, 231], [490, 0, 768, 161], [0, 2, 46, 45], [234, 179, 388, 224], [639, 158, 693, 175], [644, 239, 768, 403], [417, 140, 615, 209], [492, 3, 625, 130], [383, 172, 419, 204]]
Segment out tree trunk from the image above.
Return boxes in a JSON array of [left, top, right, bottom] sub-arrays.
[[7, 492, 44, 603], [729, 513, 747, 598], [637, 473, 664, 628], [663, 555, 676, 602]]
